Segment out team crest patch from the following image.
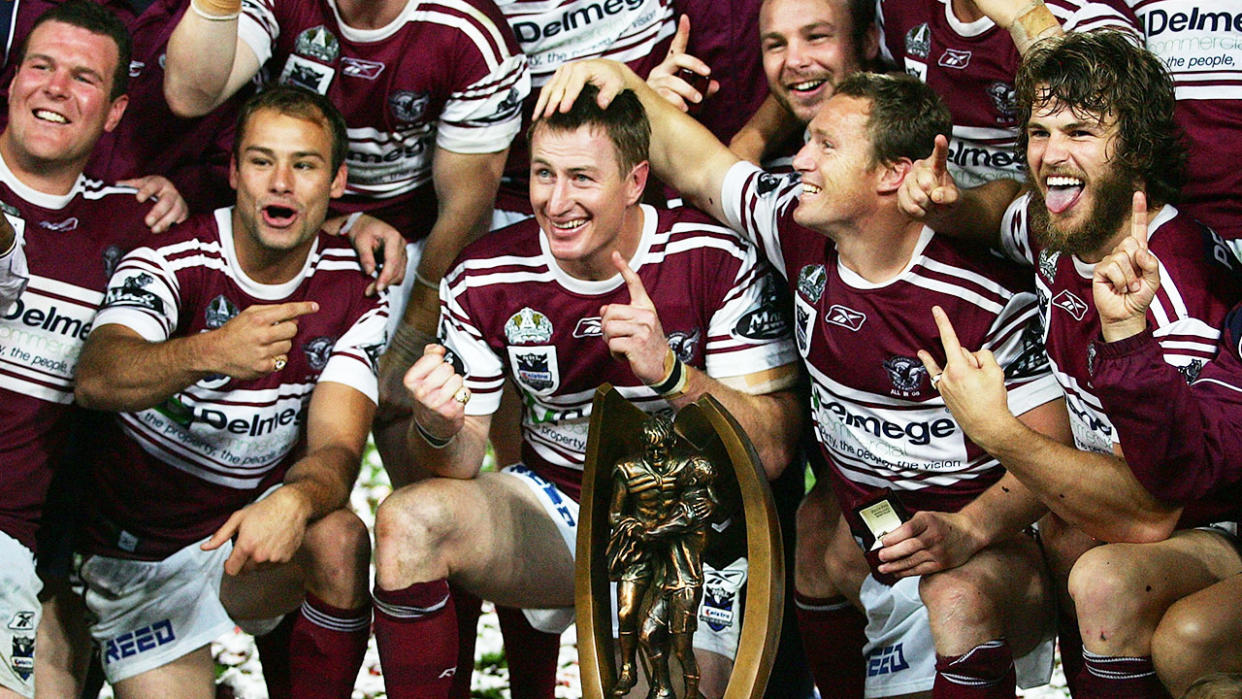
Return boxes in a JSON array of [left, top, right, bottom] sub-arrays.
[[10, 635, 32, 681], [280, 55, 334, 95], [104, 273, 163, 313], [797, 264, 827, 302], [6, 611, 34, 632], [1177, 358, 1205, 384], [1052, 290, 1088, 321], [303, 336, 335, 371], [883, 356, 927, 396], [476, 88, 524, 124], [794, 295, 816, 357], [508, 346, 559, 394], [1037, 249, 1060, 283], [102, 245, 123, 279], [734, 275, 789, 340], [667, 329, 702, 363], [389, 91, 430, 124], [0, 202, 18, 218], [205, 295, 239, 329], [1004, 318, 1049, 380], [700, 565, 747, 632], [825, 304, 866, 332], [294, 26, 339, 63], [905, 23, 931, 59], [505, 307, 554, 344], [986, 82, 1016, 120]]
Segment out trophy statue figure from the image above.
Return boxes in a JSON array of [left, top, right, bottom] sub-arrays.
[[607, 415, 718, 699]]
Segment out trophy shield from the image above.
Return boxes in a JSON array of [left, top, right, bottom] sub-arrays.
[[577, 384, 784, 698]]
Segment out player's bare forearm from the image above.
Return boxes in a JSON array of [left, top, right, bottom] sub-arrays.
[[164, 7, 259, 117], [979, 417, 1180, 543], [668, 364, 802, 479], [955, 473, 1047, 551], [281, 382, 374, 520], [728, 94, 801, 165], [76, 324, 218, 411], [409, 412, 492, 480]]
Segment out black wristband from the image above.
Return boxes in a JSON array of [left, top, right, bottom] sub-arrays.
[[650, 354, 686, 397], [414, 418, 454, 449]]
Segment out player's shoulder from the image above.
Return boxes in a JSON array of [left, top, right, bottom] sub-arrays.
[[460, 216, 543, 263], [1149, 207, 1241, 287], [925, 232, 1034, 291]]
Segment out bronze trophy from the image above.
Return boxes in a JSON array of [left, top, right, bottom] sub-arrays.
[[577, 385, 784, 698]]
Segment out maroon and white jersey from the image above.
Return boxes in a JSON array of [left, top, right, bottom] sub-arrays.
[[0, 228, 27, 313], [496, 0, 674, 88], [0, 155, 151, 553], [2, 0, 244, 212], [721, 162, 1061, 520], [239, 0, 530, 237], [876, 0, 1139, 187], [441, 204, 797, 500], [83, 210, 388, 559], [999, 193, 1240, 455], [1126, 0, 1242, 242]]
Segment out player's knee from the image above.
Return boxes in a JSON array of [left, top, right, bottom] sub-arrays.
[[303, 509, 370, 596], [919, 563, 997, 629], [1067, 545, 1154, 623], [1153, 598, 1219, 670], [374, 482, 458, 584]]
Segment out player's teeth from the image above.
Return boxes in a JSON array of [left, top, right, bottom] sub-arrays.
[[1046, 176, 1082, 187], [803, 184, 822, 195], [791, 80, 824, 91], [34, 110, 66, 123], [557, 220, 585, 229]]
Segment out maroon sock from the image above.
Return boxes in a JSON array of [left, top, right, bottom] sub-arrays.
[[794, 592, 866, 698], [254, 613, 297, 699], [1075, 650, 1171, 699], [497, 605, 560, 699], [449, 585, 483, 699], [287, 592, 371, 698], [374, 580, 458, 698], [933, 639, 1016, 699], [1058, 610, 1085, 697]]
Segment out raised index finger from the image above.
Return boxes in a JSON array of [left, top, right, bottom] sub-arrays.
[[931, 134, 949, 179], [1131, 191, 1149, 251], [931, 305, 964, 359], [670, 14, 691, 55], [611, 251, 654, 310]]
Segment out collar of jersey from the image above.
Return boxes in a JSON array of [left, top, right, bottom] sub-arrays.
[[0, 150, 82, 211], [940, 0, 995, 38], [1070, 204, 1176, 279], [836, 225, 934, 290], [214, 206, 318, 300]]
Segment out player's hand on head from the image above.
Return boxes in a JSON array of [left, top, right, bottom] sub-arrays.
[[875, 510, 983, 578], [898, 135, 959, 226], [121, 175, 189, 234], [207, 301, 319, 380], [1094, 192, 1161, 342], [917, 306, 1014, 449], [645, 15, 719, 113], [403, 343, 468, 440], [600, 251, 670, 385], [535, 59, 631, 118]]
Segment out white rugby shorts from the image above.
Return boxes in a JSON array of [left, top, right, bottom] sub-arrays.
[[0, 532, 39, 698]]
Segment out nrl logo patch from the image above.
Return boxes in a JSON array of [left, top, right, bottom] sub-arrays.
[[700, 567, 747, 632], [10, 635, 32, 681], [667, 328, 702, 363], [294, 25, 339, 63], [905, 23, 931, 59], [205, 294, 239, 329], [509, 346, 559, 394], [303, 336, 335, 371], [1037, 249, 1060, 283], [795, 297, 816, 357], [986, 82, 1016, 120], [883, 356, 927, 396], [797, 264, 827, 303], [505, 307, 554, 344], [389, 90, 430, 123]]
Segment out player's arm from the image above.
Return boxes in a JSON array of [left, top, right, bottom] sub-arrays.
[[0, 214, 27, 313], [403, 344, 493, 480], [601, 252, 802, 478], [728, 94, 803, 166], [322, 213, 409, 295], [973, 0, 1065, 54], [76, 301, 319, 411], [163, 0, 262, 117], [920, 305, 1181, 543], [537, 59, 741, 224], [203, 381, 373, 575], [877, 403, 1062, 578], [898, 134, 1022, 246]]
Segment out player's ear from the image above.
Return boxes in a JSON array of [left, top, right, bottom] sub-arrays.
[[330, 164, 348, 198], [103, 94, 128, 134], [228, 153, 239, 190], [624, 160, 649, 206], [876, 157, 912, 196]]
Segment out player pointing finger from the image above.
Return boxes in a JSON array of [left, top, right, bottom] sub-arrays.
[[1094, 191, 1162, 342], [601, 250, 670, 385]]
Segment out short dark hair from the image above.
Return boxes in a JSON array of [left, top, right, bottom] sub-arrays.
[[528, 84, 650, 175], [832, 72, 951, 166], [847, 0, 878, 69], [234, 86, 350, 172], [1015, 30, 1186, 206], [24, 0, 131, 100]]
